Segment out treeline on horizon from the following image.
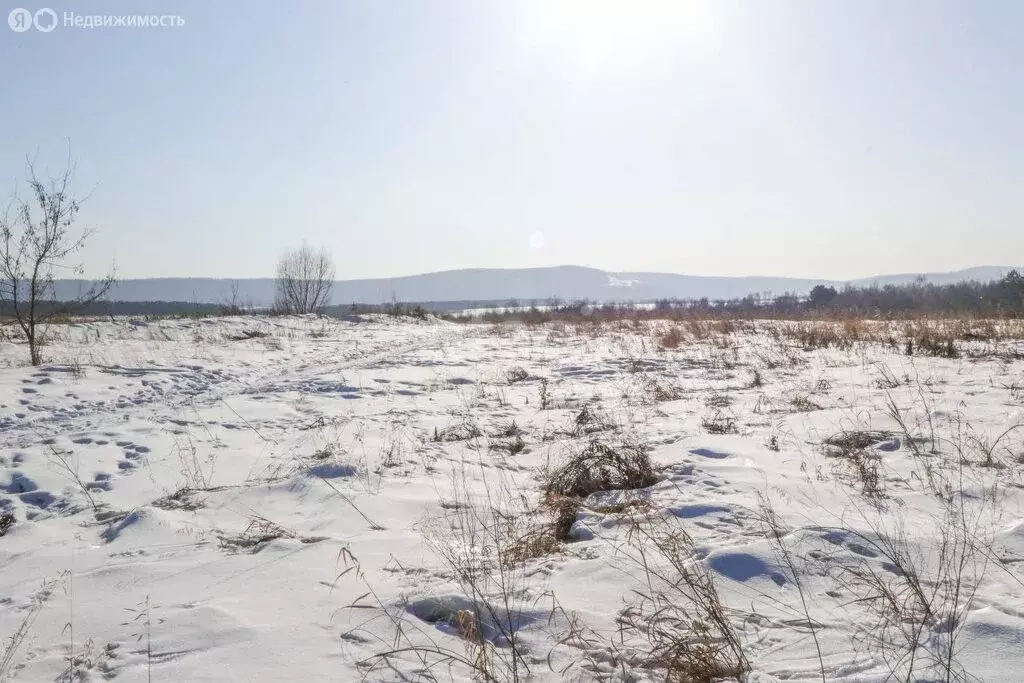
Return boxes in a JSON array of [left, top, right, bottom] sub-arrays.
[[694, 269, 1024, 317], [468, 270, 1024, 322], [2, 271, 1023, 321]]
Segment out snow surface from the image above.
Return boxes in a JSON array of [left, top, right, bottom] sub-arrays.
[[1, 315, 1023, 681]]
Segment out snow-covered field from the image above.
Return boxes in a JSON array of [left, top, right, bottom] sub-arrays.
[[1, 315, 1024, 682]]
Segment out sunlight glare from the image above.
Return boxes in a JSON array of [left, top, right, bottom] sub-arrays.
[[533, 0, 715, 74]]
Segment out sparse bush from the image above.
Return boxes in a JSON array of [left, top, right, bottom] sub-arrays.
[[274, 242, 334, 314], [0, 154, 115, 365]]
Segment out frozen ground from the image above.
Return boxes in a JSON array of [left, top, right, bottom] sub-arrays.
[[1, 315, 1024, 682]]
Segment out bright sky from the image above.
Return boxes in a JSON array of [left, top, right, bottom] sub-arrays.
[[2, 0, 1021, 280]]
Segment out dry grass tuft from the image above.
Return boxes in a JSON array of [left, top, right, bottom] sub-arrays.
[[568, 403, 614, 437], [219, 516, 296, 553], [505, 366, 529, 384], [545, 439, 659, 499], [434, 419, 483, 442], [790, 395, 824, 412], [823, 430, 898, 453], [701, 411, 737, 435], [659, 326, 685, 350], [0, 512, 14, 537], [617, 514, 750, 682]]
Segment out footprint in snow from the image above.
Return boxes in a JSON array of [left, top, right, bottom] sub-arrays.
[[20, 490, 57, 509], [689, 447, 730, 459]]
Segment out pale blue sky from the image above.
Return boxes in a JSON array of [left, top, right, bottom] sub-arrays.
[[2, 0, 1021, 279]]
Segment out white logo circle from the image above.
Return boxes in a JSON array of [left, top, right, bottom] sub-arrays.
[[8, 8, 32, 32], [33, 8, 57, 32]]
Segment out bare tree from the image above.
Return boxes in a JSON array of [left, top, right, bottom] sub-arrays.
[[274, 243, 334, 314], [219, 279, 251, 316], [0, 154, 115, 365]]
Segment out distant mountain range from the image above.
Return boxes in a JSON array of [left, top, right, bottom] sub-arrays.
[[51, 265, 1020, 307]]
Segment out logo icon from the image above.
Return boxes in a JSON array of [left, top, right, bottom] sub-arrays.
[[33, 8, 57, 32], [8, 7, 32, 32]]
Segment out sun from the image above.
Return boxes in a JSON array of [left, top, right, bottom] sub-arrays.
[[530, 0, 715, 74]]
